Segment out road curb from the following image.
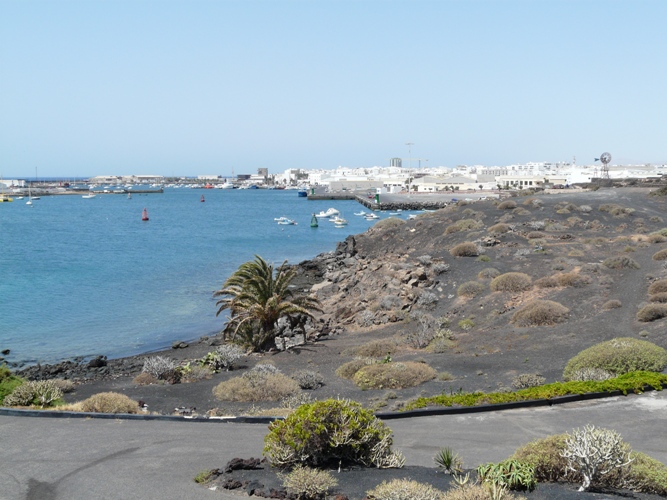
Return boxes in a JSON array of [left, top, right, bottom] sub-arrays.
[[0, 386, 659, 423]]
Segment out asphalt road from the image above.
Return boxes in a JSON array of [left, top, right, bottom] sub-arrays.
[[1, 391, 666, 500]]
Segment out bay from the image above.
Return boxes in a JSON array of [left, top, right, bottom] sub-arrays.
[[0, 189, 402, 365]]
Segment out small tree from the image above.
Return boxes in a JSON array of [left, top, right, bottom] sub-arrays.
[[561, 425, 633, 491]]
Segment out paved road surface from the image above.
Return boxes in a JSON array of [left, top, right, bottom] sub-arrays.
[[1, 391, 665, 500]]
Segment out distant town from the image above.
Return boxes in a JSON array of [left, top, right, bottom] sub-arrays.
[[3, 159, 667, 194]]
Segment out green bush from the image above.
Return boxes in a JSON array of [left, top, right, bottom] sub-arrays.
[[263, 399, 404, 468], [477, 459, 537, 491], [457, 281, 486, 298], [563, 338, 667, 380], [510, 434, 577, 482], [637, 303, 667, 322], [80, 392, 139, 413], [0, 365, 24, 405], [352, 362, 437, 390], [450, 242, 479, 257], [336, 358, 376, 380], [490, 273, 532, 293], [628, 452, 667, 495], [366, 479, 443, 500], [280, 465, 338, 499], [510, 300, 569, 327], [3, 380, 64, 408], [458, 319, 475, 330]]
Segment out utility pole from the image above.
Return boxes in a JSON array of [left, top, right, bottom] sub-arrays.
[[406, 142, 414, 196]]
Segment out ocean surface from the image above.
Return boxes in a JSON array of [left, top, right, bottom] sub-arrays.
[[0, 189, 412, 366]]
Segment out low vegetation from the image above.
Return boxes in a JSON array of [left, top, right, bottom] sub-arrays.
[[279, 465, 338, 499], [352, 361, 437, 390], [603, 256, 640, 269], [0, 365, 24, 405], [636, 303, 667, 322], [403, 371, 667, 410], [366, 478, 443, 500], [3, 380, 63, 408], [563, 338, 667, 380], [80, 392, 139, 413], [457, 281, 486, 298], [449, 242, 479, 257], [652, 248, 667, 261], [213, 364, 301, 402]]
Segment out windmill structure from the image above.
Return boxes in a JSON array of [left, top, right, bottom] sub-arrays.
[[595, 152, 612, 180]]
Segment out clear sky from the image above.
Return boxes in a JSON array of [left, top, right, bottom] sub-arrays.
[[1, 0, 666, 178]]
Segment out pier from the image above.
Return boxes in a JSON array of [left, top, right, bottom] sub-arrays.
[[308, 190, 497, 211]]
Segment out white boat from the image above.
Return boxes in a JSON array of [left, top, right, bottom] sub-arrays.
[[82, 193, 96, 199], [354, 211, 367, 216], [407, 214, 417, 220], [275, 217, 297, 225], [314, 208, 340, 218], [364, 213, 380, 220], [334, 217, 348, 226], [218, 182, 234, 189]]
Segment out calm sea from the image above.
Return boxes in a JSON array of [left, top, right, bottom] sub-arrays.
[[0, 189, 407, 366]]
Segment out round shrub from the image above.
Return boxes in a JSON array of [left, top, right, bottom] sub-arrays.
[[478, 267, 500, 279], [652, 249, 667, 261], [637, 303, 667, 322], [263, 399, 404, 468], [490, 272, 533, 292], [336, 359, 375, 380], [497, 200, 517, 210], [291, 369, 324, 390], [647, 233, 667, 244], [374, 218, 405, 230], [563, 338, 667, 380], [488, 223, 510, 234], [280, 465, 338, 499], [352, 362, 437, 390], [602, 300, 622, 310], [510, 434, 577, 482], [366, 478, 443, 500], [343, 339, 399, 358], [535, 275, 558, 288], [526, 231, 544, 239], [457, 281, 486, 298], [80, 392, 139, 413], [4, 380, 63, 408], [449, 242, 479, 257], [511, 300, 569, 327], [648, 279, 667, 295], [511, 373, 546, 389]]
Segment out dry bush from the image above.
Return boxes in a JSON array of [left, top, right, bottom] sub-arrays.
[[80, 392, 139, 413], [343, 339, 399, 358], [511, 300, 569, 327], [603, 256, 640, 270], [497, 200, 517, 210], [637, 303, 667, 322], [445, 219, 483, 234], [602, 300, 622, 310], [280, 465, 338, 499], [51, 379, 76, 393], [450, 242, 479, 257], [568, 249, 585, 257], [291, 370, 324, 390], [652, 249, 667, 261], [563, 338, 667, 379], [648, 279, 667, 295], [535, 275, 559, 288], [488, 223, 510, 234], [374, 218, 406, 230], [478, 268, 500, 279], [141, 356, 177, 381], [512, 373, 546, 389], [599, 204, 635, 217], [336, 359, 376, 380], [490, 272, 533, 292], [526, 231, 544, 239], [181, 365, 214, 383], [352, 361, 437, 390], [647, 233, 667, 244], [212, 370, 300, 402], [457, 281, 486, 298], [513, 207, 531, 216], [649, 293, 667, 303], [133, 372, 158, 385], [367, 478, 444, 500], [567, 367, 614, 382]]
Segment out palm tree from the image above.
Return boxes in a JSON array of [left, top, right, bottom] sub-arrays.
[[214, 255, 321, 351]]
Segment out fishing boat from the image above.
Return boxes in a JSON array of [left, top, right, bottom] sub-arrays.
[[82, 193, 96, 199], [334, 217, 348, 227]]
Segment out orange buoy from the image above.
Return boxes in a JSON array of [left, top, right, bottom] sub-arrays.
[[200, 194, 205, 202], [142, 208, 149, 221]]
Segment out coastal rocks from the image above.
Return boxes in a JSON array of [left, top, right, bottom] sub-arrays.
[[87, 355, 107, 368], [171, 341, 189, 349], [1, 349, 10, 355]]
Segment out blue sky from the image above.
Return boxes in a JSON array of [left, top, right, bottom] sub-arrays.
[[1, 0, 666, 178]]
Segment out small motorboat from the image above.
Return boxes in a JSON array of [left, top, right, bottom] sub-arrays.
[[334, 217, 348, 226], [314, 208, 340, 218], [82, 193, 96, 199], [275, 217, 297, 225], [364, 213, 380, 220], [354, 211, 367, 216]]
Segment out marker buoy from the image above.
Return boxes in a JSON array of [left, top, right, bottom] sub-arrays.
[[142, 208, 149, 221], [200, 194, 205, 202]]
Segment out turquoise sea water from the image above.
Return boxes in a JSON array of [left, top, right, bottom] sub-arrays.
[[0, 189, 404, 365]]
